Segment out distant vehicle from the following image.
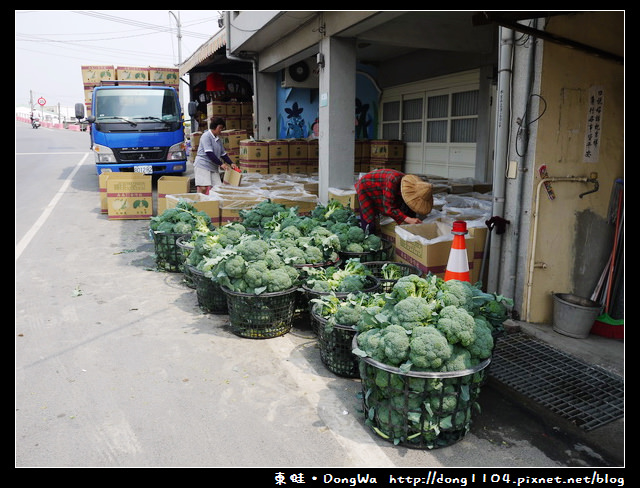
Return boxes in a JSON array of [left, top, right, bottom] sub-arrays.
[[76, 81, 187, 176], [31, 117, 40, 129]]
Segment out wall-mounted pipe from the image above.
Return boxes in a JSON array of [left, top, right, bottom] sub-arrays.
[[523, 175, 598, 321]]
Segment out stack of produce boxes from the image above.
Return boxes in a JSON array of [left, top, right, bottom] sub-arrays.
[[267, 139, 289, 174], [369, 139, 404, 172], [81, 65, 116, 117], [307, 139, 319, 174], [222, 129, 247, 165], [354, 140, 371, 173], [239, 139, 269, 173], [288, 139, 309, 174]]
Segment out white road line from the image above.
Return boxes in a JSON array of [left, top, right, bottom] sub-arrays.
[[15, 152, 91, 261]]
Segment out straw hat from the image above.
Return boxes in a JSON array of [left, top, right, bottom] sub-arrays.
[[401, 174, 433, 215]]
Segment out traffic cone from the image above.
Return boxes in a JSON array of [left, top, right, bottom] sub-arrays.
[[444, 220, 471, 282]]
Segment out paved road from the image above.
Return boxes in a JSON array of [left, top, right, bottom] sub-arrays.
[[15, 122, 623, 472]]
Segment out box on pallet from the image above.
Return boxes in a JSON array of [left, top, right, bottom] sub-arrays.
[[81, 65, 115, 84], [116, 66, 149, 81], [393, 223, 475, 279], [157, 176, 191, 215], [105, 173, 153, 220], [166, 193, 221, 227]]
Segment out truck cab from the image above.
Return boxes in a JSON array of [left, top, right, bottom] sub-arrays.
[[76, 82, 187, 176]]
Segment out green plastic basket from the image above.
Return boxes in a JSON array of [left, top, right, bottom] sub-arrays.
[[151, 231, 191, 272], [353, 334, 490, 449], [222, 286, 298, 339], [311, 304, 359, 378], [189, 266, 228, 314]]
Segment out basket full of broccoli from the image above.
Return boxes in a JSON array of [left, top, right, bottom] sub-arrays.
[[345, 273, 512, 449]]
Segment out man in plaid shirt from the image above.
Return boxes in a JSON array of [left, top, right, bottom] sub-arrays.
[[355, 169, 432, 232]]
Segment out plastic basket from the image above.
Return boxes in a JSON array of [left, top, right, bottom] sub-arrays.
[[311, 304, 358, 377], [151, 231, 191, 272], [353, 334, 490, 449], [339, 240, 394, 263], [176, 236, 196, 288], [293, 259, 342, 313], [302, 275, 380, 301], [361, 261, 422, 293], [188, 266, 228, 314], [222, 286, 298, 339]]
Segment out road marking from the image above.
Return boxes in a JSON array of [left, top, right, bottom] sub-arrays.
[[15, 152, 91, 261]]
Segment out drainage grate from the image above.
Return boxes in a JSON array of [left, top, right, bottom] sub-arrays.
[[489, 332, 624, 431]]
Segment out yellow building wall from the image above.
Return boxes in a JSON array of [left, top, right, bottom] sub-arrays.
[[526, 11, 624, 323]]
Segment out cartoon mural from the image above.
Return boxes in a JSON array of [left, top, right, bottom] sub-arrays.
[[277, 68, 380, 140]]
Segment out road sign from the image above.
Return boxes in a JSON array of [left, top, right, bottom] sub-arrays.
[[37, 97, 46, 106]]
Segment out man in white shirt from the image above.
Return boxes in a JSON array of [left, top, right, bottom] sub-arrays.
[[193, 116, 238, 194]]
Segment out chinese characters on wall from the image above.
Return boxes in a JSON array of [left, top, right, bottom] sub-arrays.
[[583, 85, 604, 163]]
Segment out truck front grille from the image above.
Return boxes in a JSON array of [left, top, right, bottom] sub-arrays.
[[114, 147, 168, 163]]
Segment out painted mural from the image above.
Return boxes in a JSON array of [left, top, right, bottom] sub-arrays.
[[277, 69, 380, 140]]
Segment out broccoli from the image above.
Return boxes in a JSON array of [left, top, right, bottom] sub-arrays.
[[346, 226, 365, 243], [223, 254, 247, 279], [264, 268, 293, 293], [437, 279, 476, 312], [235, 237, 270, 262], [408, 326, 453, 370], [441, 345, 473, 372], [389, 274, 438, 301], [336, 274, 368, 292], [355, 328, 386, 361], [345, 242, 365, 253], [243, 260, 270, 290], [436, 305, 476, 347], [334, 302, 362, 326], [380, 324, 411, 366], [281, 225, 302, 239], [362, 233, 382, 252], [392, 296, 436, 326], [466, 316, 494, 361], [304, 245, 325, 264]]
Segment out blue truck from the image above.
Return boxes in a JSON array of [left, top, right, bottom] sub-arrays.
[[75, 81, 187, 176]]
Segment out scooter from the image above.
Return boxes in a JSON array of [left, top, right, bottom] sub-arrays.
[[32, 118, 41, 129]]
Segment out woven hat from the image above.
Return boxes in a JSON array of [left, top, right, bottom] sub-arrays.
[[401, 174, 433, 215]]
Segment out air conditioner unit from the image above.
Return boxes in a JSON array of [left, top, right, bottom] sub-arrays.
[[281, 58, 319, 89]]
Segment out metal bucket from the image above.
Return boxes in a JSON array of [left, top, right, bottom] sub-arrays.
[[552, 293, 601, 339]]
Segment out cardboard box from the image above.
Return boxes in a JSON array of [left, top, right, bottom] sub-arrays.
[[219, 196, 264, 224], [270, 193, 319, 215], [379, 218, 397, 244], [307, 139, 319, 161], [116, 66, 149, 81], [81, 65, 115, 84], [328, 188, 359, 210], [157, 176, 190, 215], [207, 101, 227, 118], [240, 102, 252, 116], [222, 130, 248, 151], [98, 170, 113, 214], [239, 139, 269, 164], [288, 139, 309, 160], [370, 139, 405, 161], [241, 116, 253, 132], [393, 223, 475, 278], [226, 102, 241, 116], [223, 169, 243, 187], [266, 139, 289, 163], [166, 193, 221, 227], [149, 67, 179, 85], [225, 116, 242, 130], [106, 173, 153, 220], [268, 165, 289, 174]]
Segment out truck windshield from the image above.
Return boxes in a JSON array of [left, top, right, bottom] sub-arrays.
[[94, 88, 180, 123]]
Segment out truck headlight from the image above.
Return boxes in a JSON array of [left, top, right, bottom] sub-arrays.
[[93, 144, 117, 163], [168, 141, 186, 160]]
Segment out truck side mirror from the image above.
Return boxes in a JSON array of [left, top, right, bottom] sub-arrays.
[[74, 102, 85, 120], [188, 101, 198, 118]]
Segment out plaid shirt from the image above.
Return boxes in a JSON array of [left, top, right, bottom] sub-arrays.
[[355, 169, 413, 224]]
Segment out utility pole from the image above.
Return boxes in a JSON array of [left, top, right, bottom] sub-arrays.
[[168, 11, 184, 113]]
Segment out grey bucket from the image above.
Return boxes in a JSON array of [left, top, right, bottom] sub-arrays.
[[552, 293, 601, 339]]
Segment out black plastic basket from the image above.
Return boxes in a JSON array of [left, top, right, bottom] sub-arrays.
[[222, 286, 298, 339], [302, 275, 380, 301], [176, 236, 196, 288], [151, 231, 191, 272], [353, 334, 490, 449], [189, 266, 228, 314], [311, 304, 359, 378], [361, 261, 422, 293], [293, 259, 342, 313], [339, 240, 394, 264]]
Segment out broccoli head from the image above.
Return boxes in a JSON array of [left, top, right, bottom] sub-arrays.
[[380, 324, 411, 366], [408, 326, 453, 371], [466, 316, 495, 361], [392, 296, 436, 325], [436, 305, 476, 346]]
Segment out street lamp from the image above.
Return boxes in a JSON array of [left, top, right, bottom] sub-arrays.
[[168, 11, 183, 112]]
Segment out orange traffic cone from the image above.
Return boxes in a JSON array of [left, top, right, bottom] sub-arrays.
[[444, 220, 471, 282]]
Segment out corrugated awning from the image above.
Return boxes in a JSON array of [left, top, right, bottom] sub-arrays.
[[179, 29, 227, 76]]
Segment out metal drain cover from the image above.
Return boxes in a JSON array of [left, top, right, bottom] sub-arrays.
[[489, 332, 624, 431]]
